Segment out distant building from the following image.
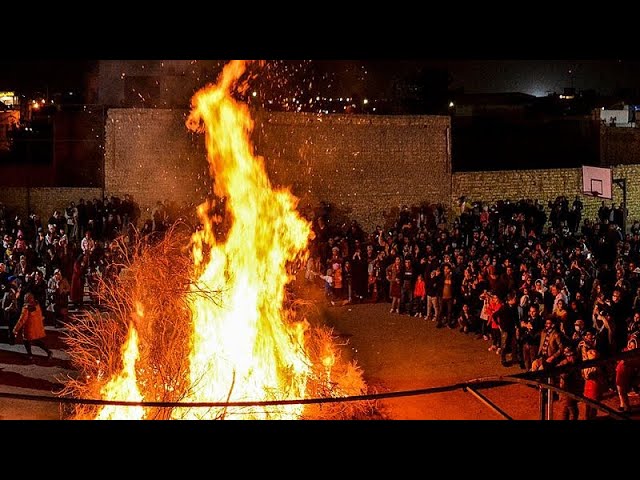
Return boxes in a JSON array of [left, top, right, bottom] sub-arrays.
[[0, 91, 18, 109], [597, 104, 635, 127], [90, 60, 224, 108], [599, 104, 640, 167], [451, 91, 600, 171], [0, 110, 19, 152], [559, 87, 576, 100]]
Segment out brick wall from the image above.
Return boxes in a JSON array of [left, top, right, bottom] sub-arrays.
[[611, 164, 640, 223], [255, 112, 452, 230], [104, 109, 209, 221], [17, 108, 640, 234], [0, 187, 103, 222], [103, 109, 452, 230], [452, 165, 640, 225]]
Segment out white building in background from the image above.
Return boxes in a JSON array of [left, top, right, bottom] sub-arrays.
[[0, 91, 18, 109], [599, 104, 635, 127]]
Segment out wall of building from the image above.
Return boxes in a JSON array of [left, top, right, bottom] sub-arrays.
[[0, 164, 57, 188], [103, 109, 452, 230], [96, 61, 222, 108], [0, 187, 102, 222], [0, 111, 19, 151], [600, 108, 632, 126], [103, 108, 209, 221], [452, 165, 640, 224], [255, 112, 452, 229]]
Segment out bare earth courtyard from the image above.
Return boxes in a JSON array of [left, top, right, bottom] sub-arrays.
[[1, 294, 635, 420]]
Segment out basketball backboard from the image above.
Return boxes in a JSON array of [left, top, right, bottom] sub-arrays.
[[582, 166, 612, 200]]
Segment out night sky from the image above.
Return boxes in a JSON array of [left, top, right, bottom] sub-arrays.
[[318, 60, 640, 97], [0, 60, 92, 95], [1, 59, 638, 98], [441, 59, 638, 97]]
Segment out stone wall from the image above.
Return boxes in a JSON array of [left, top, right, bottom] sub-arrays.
[[0, 187, 103, 222], [255, 112, 452, 229], [452, 165, 640, 224], [103, 108, 209, 221], [9, 107, 640, 234], [103, 109, 452, 230]]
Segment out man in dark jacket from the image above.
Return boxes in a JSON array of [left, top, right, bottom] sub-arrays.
[[425, 265, 442, 323], [556, 346, 583, 420], [494, 290, 519, 366]]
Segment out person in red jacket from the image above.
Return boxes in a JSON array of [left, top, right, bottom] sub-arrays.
[[615, 317, 640, 412], [582, 348, 606, 420], [484, 291, 503, 353], [412, 274, 426, 318], [13, 292, 53, 362]]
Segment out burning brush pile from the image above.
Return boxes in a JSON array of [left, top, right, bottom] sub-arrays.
[[60, 60, 374, 420]]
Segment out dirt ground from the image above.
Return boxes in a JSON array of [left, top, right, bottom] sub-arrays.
[[0, 327, 72, 420], [316, 294, 640, 420], [318, 299, 540, 420], [294, 274, 638, 420]]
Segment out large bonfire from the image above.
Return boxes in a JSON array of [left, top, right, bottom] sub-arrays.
[[62, 60, 372, 420]]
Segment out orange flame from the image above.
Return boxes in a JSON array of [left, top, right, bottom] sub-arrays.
[[95, 323, 146, 420], [172, 60, 313, 419], [95, 61, 334, 420]]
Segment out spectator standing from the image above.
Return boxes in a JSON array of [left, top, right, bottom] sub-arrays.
[[70, 256, 87, 308], [556, 346, 583, 420], [2, 283, 19, 344], [413, 274, 426, 318], [582, 348, 606, 420], [400, 258, 414, 316], [425, 265, 442, 322], [12, 292, 53, 362], [437, 263, 455, 328], [495, 291, 519, 366], [386, 256, 402, 314], [519, 304, 543, 370]]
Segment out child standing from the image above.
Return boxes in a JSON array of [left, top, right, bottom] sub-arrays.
[[413, 274, 426, 317], [318, 268, 335, 305]]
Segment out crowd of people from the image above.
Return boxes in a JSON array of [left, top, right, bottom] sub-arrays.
[[306, 196, 640, 418], [0, 194, 186, 360], [1, 190, 640, 417]]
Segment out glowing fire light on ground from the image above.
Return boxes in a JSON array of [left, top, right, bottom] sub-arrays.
[[95, 323, 146, 420]]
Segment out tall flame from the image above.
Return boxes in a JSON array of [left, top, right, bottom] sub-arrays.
[[93, 61, 323, 420], [173, 60, 312, 419], [95, 323, 146, 420]]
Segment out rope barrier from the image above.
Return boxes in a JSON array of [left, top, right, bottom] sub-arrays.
[[0, 346, 636, 417]]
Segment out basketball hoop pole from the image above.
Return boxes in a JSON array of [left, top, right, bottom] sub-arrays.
[[613, 178, 627, 233]]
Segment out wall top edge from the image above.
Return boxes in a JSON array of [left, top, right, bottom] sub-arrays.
[[105, 108, 450, 127]]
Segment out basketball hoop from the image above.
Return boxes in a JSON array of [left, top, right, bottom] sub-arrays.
[[582, 166, 612, 200]]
